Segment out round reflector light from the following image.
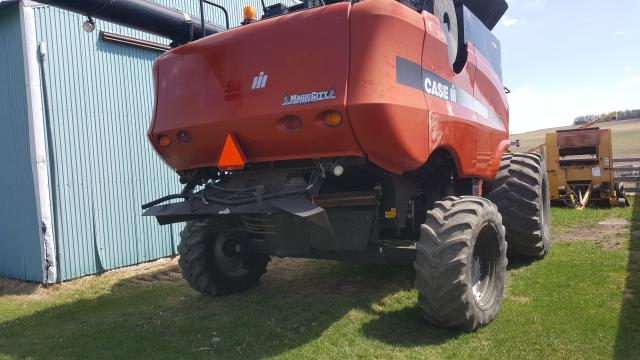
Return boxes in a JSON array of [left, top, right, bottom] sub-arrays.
[[323, 111, 343, 127], [283, 116, 302, 131], [157, 134, 171, 147], [177, 130, 193, 144]]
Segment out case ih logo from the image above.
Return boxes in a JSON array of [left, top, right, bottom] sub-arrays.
[[251, 72, 268, 90]]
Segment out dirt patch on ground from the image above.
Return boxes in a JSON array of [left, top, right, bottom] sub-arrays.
[[0, 278, 43, 297], [0, 257, 181, 299], [1, 256, 386, 300], [262, 258, 404, 297], [598, 219, 630, 227], [124, 261, 182, 284], [508, 295, 531, 303], [555, 218, 629, 250]]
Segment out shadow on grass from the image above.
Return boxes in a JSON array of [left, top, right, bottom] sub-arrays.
[[360, 305, 462, 346], [614, 196, 640, 360], [359, 253, 536, 346], [506, 256, 535, 270], [0, 259, 462, 359]]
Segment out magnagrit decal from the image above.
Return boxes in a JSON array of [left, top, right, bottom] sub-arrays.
[[282, 88, 337, 106]]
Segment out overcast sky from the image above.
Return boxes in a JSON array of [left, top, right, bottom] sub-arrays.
[[493, 0, 640, 134]]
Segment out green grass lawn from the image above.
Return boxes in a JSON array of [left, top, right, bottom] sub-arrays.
[[1, 199, 638, 360]]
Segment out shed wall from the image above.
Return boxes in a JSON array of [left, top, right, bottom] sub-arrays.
[[0, 4, 43, 282], [32, 0, 296, 281]]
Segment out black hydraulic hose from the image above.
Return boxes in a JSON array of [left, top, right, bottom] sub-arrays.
[[201, 187, 309, 206], [142, 186, 310, 209], [32, 0, 226, 44]]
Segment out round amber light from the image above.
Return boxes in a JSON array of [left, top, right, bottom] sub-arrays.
[[158, 135, 171, 147], [324, 111, 343, 127], [243, 6, 257, 22]]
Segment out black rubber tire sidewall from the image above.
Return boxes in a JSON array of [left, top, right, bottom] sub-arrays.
[[178, 218, 270, 296], [485, 152, 552, 259], [415, 196, 508, 331]]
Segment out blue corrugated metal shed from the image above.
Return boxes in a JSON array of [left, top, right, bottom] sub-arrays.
[[0, 0, 297, 283], [0, 3, 44, 282]]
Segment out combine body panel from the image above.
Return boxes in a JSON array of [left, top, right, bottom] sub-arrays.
[[150, 3, 362, 170], [149, 0, 509, 177]]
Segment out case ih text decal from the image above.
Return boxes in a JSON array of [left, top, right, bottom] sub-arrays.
[[395, 56, 505, 131]]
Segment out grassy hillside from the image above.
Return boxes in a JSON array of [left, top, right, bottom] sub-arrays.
[[511, 118, 640, 157]]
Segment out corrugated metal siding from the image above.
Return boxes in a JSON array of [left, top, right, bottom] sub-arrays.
[[34, 6, 176, 280], [0, 4, 44, 282], [161, 0, 300, 31], [33, 1, 298, 280]]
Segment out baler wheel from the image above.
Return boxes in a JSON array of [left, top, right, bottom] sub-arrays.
[[415, 196, 507, 332], [615, 183, 630, 208], [178, 217, 270, 296], [485, 152, 552, 259]]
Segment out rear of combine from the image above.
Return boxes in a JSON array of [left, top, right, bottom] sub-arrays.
[[33, 0, 552, 332]]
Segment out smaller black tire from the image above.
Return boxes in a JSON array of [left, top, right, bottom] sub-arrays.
[[178, 217, 270, 296], [415, 196, 507, 332], [485, 152, 552, 259]]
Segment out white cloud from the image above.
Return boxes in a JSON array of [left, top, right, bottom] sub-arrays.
[[624, 66, 633, 72], [508, 86, 574, 134], [616, 75, 640, 88], [501, 15, 519, 26], [613, 31, 628, 36]]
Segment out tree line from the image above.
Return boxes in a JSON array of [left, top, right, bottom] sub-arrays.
[[573, 109, 640, 125]]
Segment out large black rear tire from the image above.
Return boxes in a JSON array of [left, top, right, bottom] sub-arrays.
[[415, 196, 507, 332], [485, 152, 552, 259], [178, 217, 270, 296]]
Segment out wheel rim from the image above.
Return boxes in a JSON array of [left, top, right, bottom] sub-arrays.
[[471, 224, 501, 309], [213, 232, 247, 277], [540, 170, 551, 238]]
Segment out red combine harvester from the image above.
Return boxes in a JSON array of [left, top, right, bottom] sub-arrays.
[[35, 0, 551, 331]]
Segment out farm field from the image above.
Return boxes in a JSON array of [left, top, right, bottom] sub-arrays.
[[0, 199, 638, 360]]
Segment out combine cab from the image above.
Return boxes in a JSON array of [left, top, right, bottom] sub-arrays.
[[35, 0, 552, 331]]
